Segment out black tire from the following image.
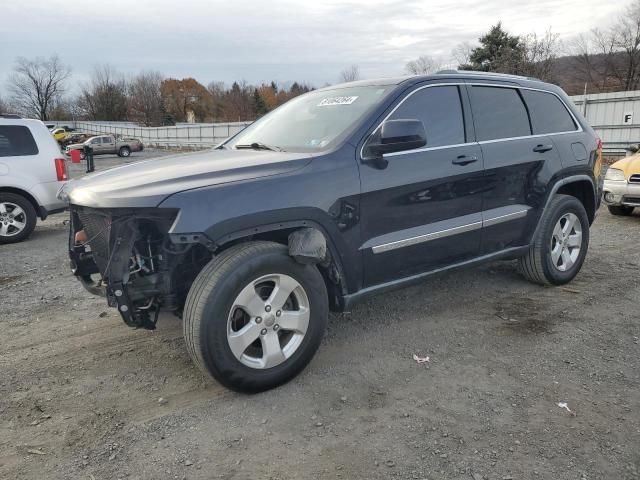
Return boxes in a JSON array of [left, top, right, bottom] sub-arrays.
[[118, 146, 131, 157], [79, 151, 86, 160], [608, 205, 634, 216], [518, 194, 589, 286], [0, 193, 37, 244], [183, 241, 328, 393]]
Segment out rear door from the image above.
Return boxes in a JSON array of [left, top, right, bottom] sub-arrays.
[[467, 84, 562, 254], [358, 83, 485, 287], [0, 125, 42, 192]]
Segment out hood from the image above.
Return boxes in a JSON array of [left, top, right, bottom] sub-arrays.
[[61, 149, 313, 208], [611, 153, 640, 179]]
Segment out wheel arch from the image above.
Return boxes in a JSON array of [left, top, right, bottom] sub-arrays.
[[0, 186, 43, 219], [202, 217, 352, 311], [555, 177, 597, 225]]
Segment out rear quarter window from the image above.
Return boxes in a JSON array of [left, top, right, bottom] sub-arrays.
[[521, 89, 577, 134], [0, 126, 39, 157], [469, 86, 531, 141]]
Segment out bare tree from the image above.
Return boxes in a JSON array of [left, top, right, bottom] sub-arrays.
[[8, 55, 71, 120], [405, 55, 442, 75], [452, 41, 474, 68], [0, 94, 7, 113], [612, 0, 640, 90], [339, 65, 360, 83], [79, 65, 128, 121], [521, 30, 561, 81], [128, 71, 164, 126]]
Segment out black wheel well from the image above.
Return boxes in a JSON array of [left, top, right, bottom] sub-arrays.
[[556, 180, 596, 224], [215, 225, 346, 312], [0, 187, 42, 219]]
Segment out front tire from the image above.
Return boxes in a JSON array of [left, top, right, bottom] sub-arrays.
[[518, 194, 589, 285], [0, 193, 37, 244], [608, 205, 634, 216], [183, 241, 328, 393]]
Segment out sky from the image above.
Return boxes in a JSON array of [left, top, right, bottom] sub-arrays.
[[0, 0, 629, 91]]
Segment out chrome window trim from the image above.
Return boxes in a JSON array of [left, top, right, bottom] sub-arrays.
[[360, 82, 582, 160], [370, 207, 530, 254]]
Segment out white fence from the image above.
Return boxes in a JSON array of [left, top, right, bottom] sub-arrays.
[[52, 120, 253, 148], [570, 90, 640, 156]]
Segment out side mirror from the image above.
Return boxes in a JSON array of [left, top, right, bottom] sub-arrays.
[[364, 119, 427, 159]]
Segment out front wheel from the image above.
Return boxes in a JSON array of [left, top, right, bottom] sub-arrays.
[[518, 194, 589, 285], [0, 193, 37, 244], [183, 241, 328, 393]]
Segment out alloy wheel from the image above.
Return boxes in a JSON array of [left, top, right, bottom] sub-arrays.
[[0, 202, 27, 237], [227, 273, 310, 369], [550, 212, 582, 272]]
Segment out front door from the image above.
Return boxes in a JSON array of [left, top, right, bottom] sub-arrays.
[[358, 84, 485, 287]]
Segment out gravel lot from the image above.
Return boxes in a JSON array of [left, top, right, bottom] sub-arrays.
[[1, 151, 639, 480]]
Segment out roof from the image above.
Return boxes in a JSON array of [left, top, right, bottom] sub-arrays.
[[325, 70, 547, 92]]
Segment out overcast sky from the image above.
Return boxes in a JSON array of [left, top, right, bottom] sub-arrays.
[[0, 0, 629, 90]]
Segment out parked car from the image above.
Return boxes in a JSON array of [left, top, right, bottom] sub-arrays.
[[51, 127, 69, 144], [60, 71, 602, 392], [602, 151, 640, 215], [65, 135, 144, 159], [0, 115, 68, 244]]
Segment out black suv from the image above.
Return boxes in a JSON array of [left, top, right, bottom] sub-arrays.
[[61, 71, 602, 392]]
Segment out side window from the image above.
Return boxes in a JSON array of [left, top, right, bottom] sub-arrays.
[[521, 89, 577, 134], [388, 86, 466, 148], [103, 137, 113, 143], [469, 86, 531, 141], [0, 126, 39, 157], [91, 138, 100, 144]]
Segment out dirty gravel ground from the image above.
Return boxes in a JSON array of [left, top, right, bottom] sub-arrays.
[[1, 153, 639, 480]]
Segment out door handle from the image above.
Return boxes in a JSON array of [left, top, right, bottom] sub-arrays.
[[533, 144, 553, 153], [452, 155, 478, 166]]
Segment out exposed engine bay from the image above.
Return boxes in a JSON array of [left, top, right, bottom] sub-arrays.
[[68, 206, 212, 329]]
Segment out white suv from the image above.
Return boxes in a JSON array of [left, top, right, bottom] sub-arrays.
[[0, 115, 68, 244]]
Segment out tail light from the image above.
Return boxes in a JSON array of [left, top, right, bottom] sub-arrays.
[[55, 157, 68, 181], [594, 138, 603, 178]]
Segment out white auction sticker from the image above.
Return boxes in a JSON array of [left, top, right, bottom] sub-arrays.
[[317, 96, 358, 106]]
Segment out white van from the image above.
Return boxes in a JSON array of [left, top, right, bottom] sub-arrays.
[[0, 115, 68, 244]]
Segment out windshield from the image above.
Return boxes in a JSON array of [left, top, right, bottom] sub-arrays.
[[226, 85, 392, 152]]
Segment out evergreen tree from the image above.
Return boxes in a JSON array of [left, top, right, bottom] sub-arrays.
[[461, 23, 525, 73]]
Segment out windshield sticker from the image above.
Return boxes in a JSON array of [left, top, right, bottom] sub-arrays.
[[317, 96, 359, 107]]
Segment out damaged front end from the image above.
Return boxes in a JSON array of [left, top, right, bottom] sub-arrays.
[[68, 206, 211, 329]]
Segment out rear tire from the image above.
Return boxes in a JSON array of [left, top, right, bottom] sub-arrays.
[[183, 241, 328, 393], [118, 146, 131, 157], [518, 194, 589, 286], [607, 205, 634, 216], [0, 193, 37, 244]]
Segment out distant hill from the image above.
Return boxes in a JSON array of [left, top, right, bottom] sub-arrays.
[[549, 52, 628, 95]]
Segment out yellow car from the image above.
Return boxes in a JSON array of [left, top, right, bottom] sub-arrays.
[[603, 153, 640, 216], [51, 127, 69, 143]]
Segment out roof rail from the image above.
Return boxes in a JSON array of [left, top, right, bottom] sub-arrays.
[[435, 69, 541, 82], [0, 113, 22, 119]]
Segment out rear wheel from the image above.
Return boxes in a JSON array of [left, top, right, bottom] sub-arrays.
[[0, 193, 37, 244], [608, 205, 634, 216], [183, 241, 328, 393], [518, 194, 589, 285], [118, 146, 131, 157]]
